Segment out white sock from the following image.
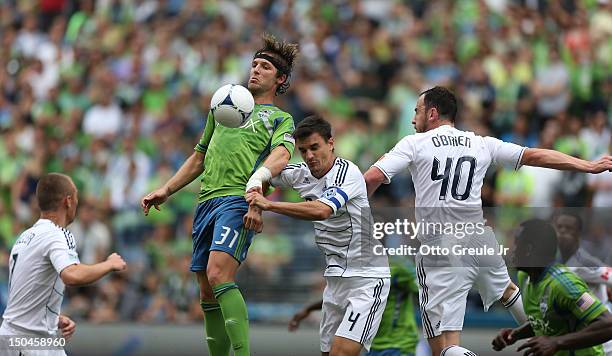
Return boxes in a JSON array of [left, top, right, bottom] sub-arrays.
[[503, 288, 527, 325]]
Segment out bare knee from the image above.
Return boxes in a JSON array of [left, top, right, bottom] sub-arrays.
[[195, 271, 215, 301], [207, 252, 239, 287]]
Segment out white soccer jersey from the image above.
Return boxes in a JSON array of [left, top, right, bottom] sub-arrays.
[[373, 125, 526, 234], [2, 219, 79, 335], [271, 158, 390, 278], [566, 248, 612, 303]]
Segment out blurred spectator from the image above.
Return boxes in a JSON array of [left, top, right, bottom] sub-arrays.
[[71, 200, 112, 264]]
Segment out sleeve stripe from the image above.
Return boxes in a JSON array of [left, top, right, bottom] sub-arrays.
[[371, 164, 392, 184], [334, 159, 349, 186], [195, 143, 208, 152], [515, 147, 527, 170], [335, 187, 349, 202]]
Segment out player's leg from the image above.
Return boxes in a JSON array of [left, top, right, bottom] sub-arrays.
[[426, 331, 460, 356], [415, 253, 470, 356], [207, 196, 256, 356], [332, 278, 390, 356], [329, 336, 364, 356], [190, 200, 231, 356], [321, 277, 343, 356]]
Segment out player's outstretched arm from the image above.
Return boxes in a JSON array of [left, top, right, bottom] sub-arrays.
[[246, 191, 333, 221], [288, 299, 323, 332], [492, 322, 534, 351], [364, 167, 387, 198], [520, 312, 612, 354], [520, 148, 612, 173], [246, 146, 291, 193], [141, 151, 205, 215], [60, 253, 127, 286]]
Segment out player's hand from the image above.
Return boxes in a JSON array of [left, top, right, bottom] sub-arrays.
[[243, 205, 263, 233], [106, 253, 127, 272], [492, 328, 516, 351], [141, 187, 170, 216], [517, 336, 558, 356], [245, 191, 271, 210], [590, 156, 612, 173], [288, 309, 310, 332], [58, 315, 76, 340]]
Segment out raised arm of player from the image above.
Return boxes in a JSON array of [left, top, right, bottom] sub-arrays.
[[521, 148, 612, 173], [246, 191, 333, 221], [60, 252, 127, 286], [516, 312, 612, 355], [246, 143, 292, 193], [141, 151, 205, 215]]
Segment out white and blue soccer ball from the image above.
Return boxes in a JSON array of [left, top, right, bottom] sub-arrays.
[[210, 84, 255, 128], [440, 345, 478, 356]]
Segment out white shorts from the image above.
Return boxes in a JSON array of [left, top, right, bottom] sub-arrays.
[[320, 276, 390, 352], [415, 231, 511, 339], [0, 323, 66, 356]]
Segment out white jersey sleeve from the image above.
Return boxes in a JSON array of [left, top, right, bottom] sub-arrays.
[[270, 163, 305, 188], [568, 267, 612, 287], [47, 230, 80, 274], [317, 163, 364, 215], [372, 135, 416, 183], [483, 136, 526, 170]]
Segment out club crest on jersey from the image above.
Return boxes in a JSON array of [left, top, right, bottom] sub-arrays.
[[258, 109, 271, 122]]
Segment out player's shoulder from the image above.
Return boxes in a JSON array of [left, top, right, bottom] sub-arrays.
[[574, 248, 605, 267], [282, 162, 308, 173], [548, 264, 588, 297], [330, 157, 362, 184]]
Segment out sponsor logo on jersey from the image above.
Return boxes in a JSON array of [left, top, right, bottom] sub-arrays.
[[323, 188, 338, 199]]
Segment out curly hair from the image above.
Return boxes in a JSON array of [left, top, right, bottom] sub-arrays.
[[254, 33, 299, 95]]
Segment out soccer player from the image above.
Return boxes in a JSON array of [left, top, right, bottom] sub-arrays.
[[0, 173, 127, 356], [289, 257, 421, 356], [246, 115, 391, 356], [553, 211, 612, 355], [363, 86, 612, 355], [492, 219, 612, 355], [140, 34, 298, 356]]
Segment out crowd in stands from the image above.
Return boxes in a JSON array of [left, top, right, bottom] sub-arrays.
[[0, 0, 610, 323]]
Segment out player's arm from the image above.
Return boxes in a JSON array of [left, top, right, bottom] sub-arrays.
[[364, 167, 387, 198], [246, 192, 333, 221], [570, 267, 612, 287], [288, 299, 323, 331], [520, 148, 612, 173], [142, 113, 214, 215], [492, 322, 534, 351], [364, 136, 415, 197], [516, 312, 612, 354], [60, 253, 127, 286]]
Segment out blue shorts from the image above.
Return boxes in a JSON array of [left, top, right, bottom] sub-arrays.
[[190, 196, 255, 271], [366, 349, 414, 356]]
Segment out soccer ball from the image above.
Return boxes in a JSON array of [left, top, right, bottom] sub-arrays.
[[440, 345, 478, 356], [210, 84, 255, 128]]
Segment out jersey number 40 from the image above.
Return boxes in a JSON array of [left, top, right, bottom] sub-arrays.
[[431, 156, 476, 201]]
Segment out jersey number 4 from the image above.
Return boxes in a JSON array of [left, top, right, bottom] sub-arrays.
[[431, 156, 476, 201]]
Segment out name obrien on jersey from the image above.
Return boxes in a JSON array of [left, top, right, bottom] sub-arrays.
[[431, 134, 471, 148], [373, 219, 486, 239], [373, 244, 510, 257]]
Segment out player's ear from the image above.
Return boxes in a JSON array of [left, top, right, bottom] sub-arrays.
[[428, 107, 438, 121], [276, 73, 287, 86]]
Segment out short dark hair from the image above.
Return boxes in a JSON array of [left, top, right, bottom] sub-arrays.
[[420, 86, 458, 122], [552, 211, 583, 232], [293, 115, 332, 141], [255, 33, 299, 95], [516, 219, 558, 265], [36, 173, 75, 212]]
